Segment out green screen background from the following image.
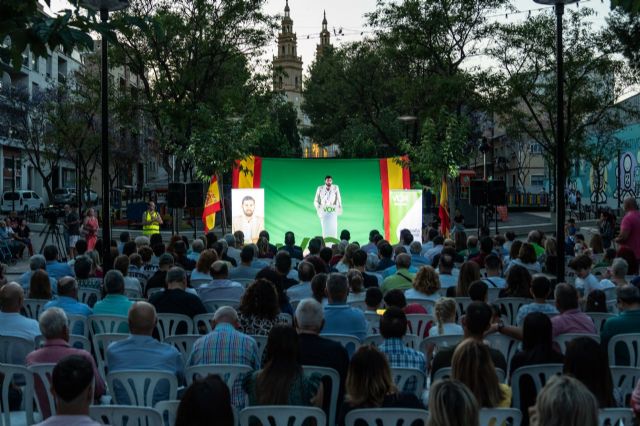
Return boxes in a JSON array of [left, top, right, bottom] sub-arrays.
[[261, 158, 384, 247]]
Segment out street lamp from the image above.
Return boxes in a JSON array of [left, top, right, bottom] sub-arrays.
[[79, 0, 129, 272], [532, 0, 577, 282], [397, 115, 418, 144]]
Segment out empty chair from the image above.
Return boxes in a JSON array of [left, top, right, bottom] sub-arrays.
[[0, 363, 34, 426], [511, 364, 563, 413], [390, 368, 427, 399], [479, 408, 522, 426], [344, 408, 428, 426], [610, 366, 640, 407], [155, 313, 194, 340], [587, 312, 615, 333], [92, 333, 129, 380], [554, 333, 600, 355], [607, 333, 640, 367], [303, 366, 340, 426], [319, 334, 361, 357], [89, 405, 163, 425], [155, 400, 180, 426], [22, 298, 49, 320], [496, 298, 530, 326], [405, 313, 434, 337], [239, 406, 326, 426], [598, 408, 634, 426], [164, 334, 201, 363], [0, 335, 35, 364], [107, 370, 178, 407], [203, 299, 240, 313]]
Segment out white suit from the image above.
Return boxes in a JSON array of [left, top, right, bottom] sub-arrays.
[[314, 184, 342, 239]]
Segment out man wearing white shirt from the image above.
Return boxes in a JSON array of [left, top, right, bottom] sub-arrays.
[[424, 236, 445, 264], [0, 282, 40, 341]]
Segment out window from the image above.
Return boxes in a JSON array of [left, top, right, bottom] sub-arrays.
[[23, 192, 31, 199], [529, 143, 543, 154], [531, 175, 545, 186]]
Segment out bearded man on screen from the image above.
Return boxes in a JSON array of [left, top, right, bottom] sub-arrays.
[[314, 175, 342, 239], [232, 196, 264, 244]]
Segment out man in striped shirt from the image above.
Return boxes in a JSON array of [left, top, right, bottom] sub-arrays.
[[187, 306, 260, 407]]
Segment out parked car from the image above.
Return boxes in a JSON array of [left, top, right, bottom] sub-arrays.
[[53, 188, 75, 205], [1, 190, 45, 213]]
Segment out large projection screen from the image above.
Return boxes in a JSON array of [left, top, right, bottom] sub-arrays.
[[260, 158, 384, 247]]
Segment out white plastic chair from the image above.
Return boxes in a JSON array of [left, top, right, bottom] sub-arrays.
[[487, 287, 502, 303], [479, 408, 522, 426], [319, 334, 361, 357], [185, 363, 252, 387], [277, 312, 293, 326], [78, 287, 101, 307], [362, 334, 420, 349], [406, 299, 436, 314], [93, 333, 129, 380], [391, 367, 427, 399], [485, 333, 520, 374], [598, 408, 634, 426], [419, 334, 463, 362], [129, 271, 148, 288], [607, 333, 640, 367], [68, 334, 91, 351], [406, 314, 434, 337], [554, 333, 601, 354], [124, 288, 142, 299], [364, 311, 380, 333], [203, 299, 240, 313], [303, 366, 340, 426], [190, 278, 211, 289], [147, 287, 165, 298], [454, 297, 472, 317], [344, 408, 428, 426], [22, 298, 49, 320], [432, 367, 506, 383], [107, 370, 178, 406], [155, 313, 194, 340], [89, 314, 129, 336], [0, 363, 35, 426], [164, 334, 201, 363], [496, 297, 530, 326], [0, 335, 35, 364], [155, 399, 180, 426], [587, 312, 615, 333], [90, 405, 163, 425], [511, 364, 563, 412], [193, 313, 216, 334], [610, 366, 640, 407], [67, 314, 90, 338], [348, 300, 367, 311], [250, 335, 268, 362], [239, 406, 326, 426], [28, 363, 56, 419]]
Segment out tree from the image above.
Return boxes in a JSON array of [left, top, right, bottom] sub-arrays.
[[606, 8, 640, 71], [485, 8, 639, 180]]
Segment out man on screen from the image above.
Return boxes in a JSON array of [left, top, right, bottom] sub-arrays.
[[232, 195, 264, 244], [314, 175, 342, 239]]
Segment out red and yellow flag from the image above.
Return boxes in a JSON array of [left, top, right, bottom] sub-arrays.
[[232, 156, 262, 188], [202, 175, 221, 232], [380, 156, 411, 239], [439, 177, 450, 238]]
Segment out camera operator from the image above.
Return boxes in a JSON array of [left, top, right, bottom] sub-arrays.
[[63, 204, 81, 259]]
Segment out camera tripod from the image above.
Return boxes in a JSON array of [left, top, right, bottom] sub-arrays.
[[39, 221, 67, 262]]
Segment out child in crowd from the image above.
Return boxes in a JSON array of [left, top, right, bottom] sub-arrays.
[[515, 275, 558, 326], [570, 254, 611, 296]]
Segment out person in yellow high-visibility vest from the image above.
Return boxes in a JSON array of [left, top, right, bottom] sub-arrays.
[[142, 201, 163, 236]]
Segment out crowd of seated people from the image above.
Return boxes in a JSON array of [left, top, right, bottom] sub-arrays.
[[2, 216, 640, 426]]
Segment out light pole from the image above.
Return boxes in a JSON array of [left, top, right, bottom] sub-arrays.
[[533, 0, 576, 282], [79, 0, 129, 272]]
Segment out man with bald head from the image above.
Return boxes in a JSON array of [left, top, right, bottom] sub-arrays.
[[380, 253, 415, 294], [187, 306, 259, 407], [617, 197, 640, 260], [0, 282, 40, 341], [106, 302, 184, 404]]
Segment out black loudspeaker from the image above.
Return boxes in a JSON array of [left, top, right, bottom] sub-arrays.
[[186, 182, 205, 208], [470, 180, 487, 206], [167, 183, 186, 209], [488, 180, 507, 205]]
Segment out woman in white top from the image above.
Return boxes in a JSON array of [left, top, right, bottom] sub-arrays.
[[336, 243, 359, 273], [405, 265, 442, 302], [346, 269, 366, 303]]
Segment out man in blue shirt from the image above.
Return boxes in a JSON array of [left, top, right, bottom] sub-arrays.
[[43, 277, 92, 335], [107, 301, 184, 405], [93, 270, 133, 318], [322, 273, 367, 341], [19, 254, 57, 294], [43, 245, 74, 281]]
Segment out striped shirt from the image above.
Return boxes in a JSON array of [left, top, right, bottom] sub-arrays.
[[187, 323, 260, 407]]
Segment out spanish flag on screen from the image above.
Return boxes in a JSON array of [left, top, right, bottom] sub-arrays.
[[439, 177, 450, 238], [202, 175, 221, 232]]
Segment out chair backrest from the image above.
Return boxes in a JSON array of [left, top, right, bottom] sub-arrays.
[[164, 334, 201, 363], [405, 314, 434, 337], [487, 287, 501, 303], [67, 314, 90, 338], [89, 315, 129, 336], [22, 298, 49, 320], [189, 278, 211, 289], [203, 299, 240, 313], [390, 367, 427, 399], [239, 406, 326, 426], [77, 287, 101, 307], [406, 299, 436, 314], [485, 333, 520, 374], [89, 405, 163, 426], [344, 408, 428, 426], [251, 335, 268, 362], [602, 286, 617, 301], [610, 366, 640, 407], [147, 287, 165, 298], [28, 363, 56, 419], [607, 333, 640, 367], [419, 334, 463, 361], [362, 334, 420, 350], [92, 333, 129, 380], [107, 370, 178, 406], [68, 334, 91, 351], [0, 335, 35, 365], [124, 288, 142, 299], [276, 312, 293, 326], [0, 363, 34, 426], [586, 312, 615, 333], [319, 334, 361, 357], [364, 311, 380, 333], [185, 363, 253, 387], [479, 408, 522, 426], [432, 367, 506, 384], [154, 400, 180, 426], [303, 366, 340, 426], [511, 364, 563, 412], [554, 333, 601, 354], [193, 313, 215, 334], [606, 299, 619, 314], [155, 313, 194, 340], [496, 298, 531, 326], [129, 271, 148, 287], [598, 408, 634, 426], [455, 297, 472, 317]]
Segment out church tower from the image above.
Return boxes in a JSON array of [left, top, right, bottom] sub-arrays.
[[316, 10, 332, 58], [273, 0, 303, 96]]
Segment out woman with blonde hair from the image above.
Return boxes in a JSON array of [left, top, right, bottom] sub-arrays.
[[405, 266, 441, 301], [429, 298, 462, 337], [338, 346, 421, 425], [530, 375, 598, 426], [336, 243, 359, 273], [346, 269, 366, 303], [451, 339, 511, 408], [427, 379, 479, 426], [448, 261, 480, 297]]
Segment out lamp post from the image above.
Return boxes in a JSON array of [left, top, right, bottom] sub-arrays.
[[79, 0, 129, 272], [533, 0, 577, 282]]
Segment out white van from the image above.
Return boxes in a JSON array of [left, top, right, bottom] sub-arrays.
[[1, 190, 45, 213]]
